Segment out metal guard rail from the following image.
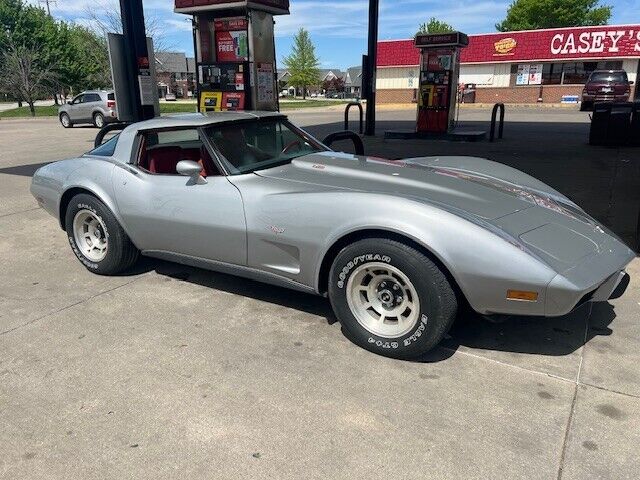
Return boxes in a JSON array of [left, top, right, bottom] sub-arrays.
[[322, 130, 365, 156], [95, 122, 131, 148], [490, 103, 505, 142], [344, 102, 364, 135]]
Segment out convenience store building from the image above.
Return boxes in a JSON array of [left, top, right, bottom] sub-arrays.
[[376, 24, 640, 104]]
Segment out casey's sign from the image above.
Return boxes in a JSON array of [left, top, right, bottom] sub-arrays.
[[550, 29, 640, 55], [461, 25, 640, 64]]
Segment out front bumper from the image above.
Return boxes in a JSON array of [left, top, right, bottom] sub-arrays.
[[545, 244, 635, 316]]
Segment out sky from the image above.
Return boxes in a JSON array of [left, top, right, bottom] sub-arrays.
[[29, 0, 640, 70]]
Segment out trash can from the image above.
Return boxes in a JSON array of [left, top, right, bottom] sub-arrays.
[[608, 102, 633, 146], [589, 102, 612, 146], [462, 83, 477, 104]]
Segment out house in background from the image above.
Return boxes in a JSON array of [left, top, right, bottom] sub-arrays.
[[155, 52, 196, 99], [275, 67, 362, 98], [345, 66, 362, 98]]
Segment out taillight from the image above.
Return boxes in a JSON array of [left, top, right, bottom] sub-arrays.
[[107, 100, 116, 108]]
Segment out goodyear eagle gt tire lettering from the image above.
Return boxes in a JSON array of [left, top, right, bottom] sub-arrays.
[[328, 238, 457, 359]]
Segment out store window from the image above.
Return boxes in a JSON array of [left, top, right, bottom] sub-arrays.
[[513, 61, 624, 86]]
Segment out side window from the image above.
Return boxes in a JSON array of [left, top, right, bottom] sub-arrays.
[[72, 94, 84, 104], [137, 129, 219, 177], [86, 93, 101, 103]]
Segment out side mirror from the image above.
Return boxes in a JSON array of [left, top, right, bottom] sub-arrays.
[[67, 101, 73, 105], [176, 160, 207, 185]]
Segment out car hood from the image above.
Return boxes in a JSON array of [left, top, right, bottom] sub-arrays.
[[257, 151, 576, 220]]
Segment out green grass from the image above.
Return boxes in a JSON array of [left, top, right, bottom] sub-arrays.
[[159, 102, 199, 113], [0, 105, 59, 118], [280, 100, 348, 110], [0, 99, 350, 119]]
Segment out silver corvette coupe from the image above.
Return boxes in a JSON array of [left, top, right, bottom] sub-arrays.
[[31, 112, 635, 359]]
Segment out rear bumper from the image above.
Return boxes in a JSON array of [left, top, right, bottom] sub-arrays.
[[105, 109, 118, 122], [582, 94, 630, 103]]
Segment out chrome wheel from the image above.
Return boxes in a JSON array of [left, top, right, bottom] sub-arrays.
[[346, 262, 420, 338], [60, 114, 70, 127], [94, 114, 104, 128], [73, 210, 108, 262]]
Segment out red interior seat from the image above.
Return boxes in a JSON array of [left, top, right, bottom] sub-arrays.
[[143, 145, 219, 178], [147, 146, 182, 174]]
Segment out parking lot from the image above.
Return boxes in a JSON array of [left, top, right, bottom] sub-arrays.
[[1, 109, 639, 479]]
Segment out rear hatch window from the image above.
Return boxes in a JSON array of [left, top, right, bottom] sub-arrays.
[[107, 93, 115, 101], [589, 72, 628, 83], [87, 134, 119, 157]]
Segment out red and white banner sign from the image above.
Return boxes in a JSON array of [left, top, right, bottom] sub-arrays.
[[378, 25, 640, 68], [462, 25, 640, 63]]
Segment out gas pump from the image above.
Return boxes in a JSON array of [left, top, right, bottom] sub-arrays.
[[415, 32, 469, 134], [175, 0, 290, 112]]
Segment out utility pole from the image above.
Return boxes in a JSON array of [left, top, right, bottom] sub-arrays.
[[364, 0, 380, 136], [38, 0, 56, 16]]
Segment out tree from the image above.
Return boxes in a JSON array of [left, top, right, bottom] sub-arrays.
[[418, 17, 455, 34], [322, 77, 345, 95], [0, 1, 112, 104], [83, 0, 174, 53], [496, 0, 611, 31], [0, 39, 57, 116], [283, 28, 320, 99]]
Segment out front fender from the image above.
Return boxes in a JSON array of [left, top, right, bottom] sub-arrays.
[[311, 194, 557, 316]]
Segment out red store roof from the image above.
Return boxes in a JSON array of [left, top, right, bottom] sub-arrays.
[[378, 24, 640, 67]]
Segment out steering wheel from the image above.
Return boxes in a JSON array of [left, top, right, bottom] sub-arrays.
[[281, 140, 302, 155]]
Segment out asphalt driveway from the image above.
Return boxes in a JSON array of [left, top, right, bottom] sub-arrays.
[[0, 112, 639, 480]]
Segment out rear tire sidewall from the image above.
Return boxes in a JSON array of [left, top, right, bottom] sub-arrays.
[[329, 239, 456, 359], [64, 194, 133, 275], [93, 113, 105, 128]]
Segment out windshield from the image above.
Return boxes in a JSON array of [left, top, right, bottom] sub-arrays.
[[589, 71, 628, 83], [204, 118, 325, 175]]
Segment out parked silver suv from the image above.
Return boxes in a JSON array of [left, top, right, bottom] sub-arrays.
[[58, 90, 117, 128]]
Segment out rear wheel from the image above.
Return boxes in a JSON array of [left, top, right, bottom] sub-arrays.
[[93, 112, 105, 128], [60, 113, 73, 128], [328, 238, 457, 359], [64, 193, 138, 275]]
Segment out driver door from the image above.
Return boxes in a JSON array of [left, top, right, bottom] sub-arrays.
[[113, 128, 247, 266], [68, 94, 86, 122]]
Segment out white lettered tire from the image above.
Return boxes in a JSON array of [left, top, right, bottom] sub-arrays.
[[64, 193, 138, 275], [328, 238, 457, 359]]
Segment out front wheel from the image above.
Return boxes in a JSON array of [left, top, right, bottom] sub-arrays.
[[60, 113, 73, 128], [64, 193, 139, 275], [328, 238, 457, 359]]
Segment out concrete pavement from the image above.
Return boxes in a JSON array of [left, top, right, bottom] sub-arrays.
[[0, 111, 639, 479]]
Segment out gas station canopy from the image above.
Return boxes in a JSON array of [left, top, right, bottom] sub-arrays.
[[174, 0, 290, 15]]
